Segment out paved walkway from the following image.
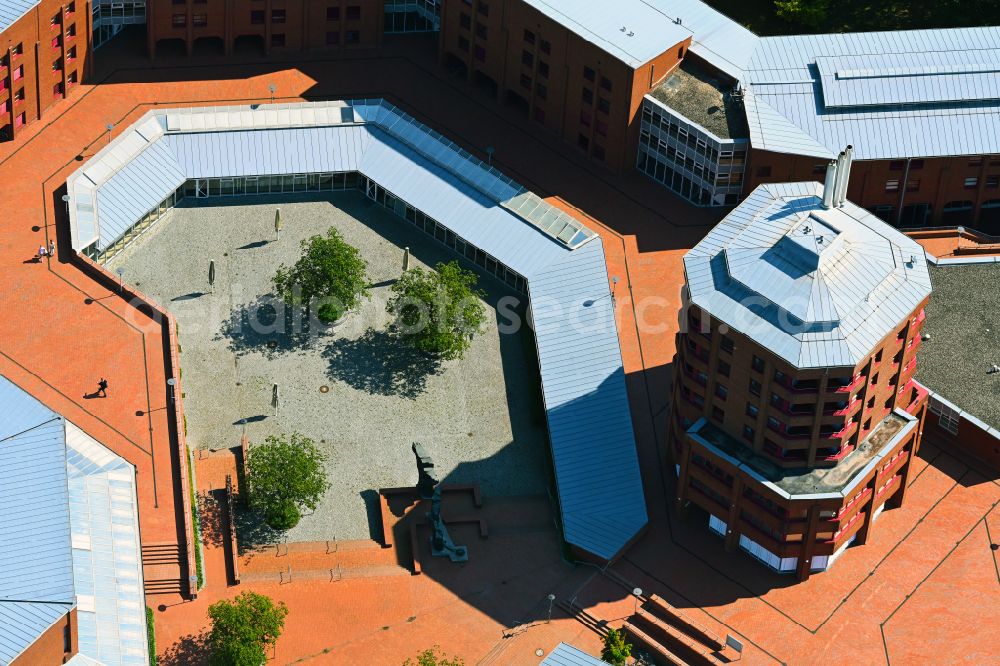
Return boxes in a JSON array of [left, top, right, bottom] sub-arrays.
[[2, 35, 998, 666]]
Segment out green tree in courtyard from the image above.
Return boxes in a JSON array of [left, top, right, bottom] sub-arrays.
[[273, 227, 369, 323], [207, 591, 288, 666], [402, 646, 465, 666], [386, 261, 486, 361], [601, 628, 632, 666], [246, 433, 330, 530]]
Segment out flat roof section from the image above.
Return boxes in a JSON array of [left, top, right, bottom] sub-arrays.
[[917, 263, 1000, 432], [648, 60, 748, 140], [689, 411, 915, 499]]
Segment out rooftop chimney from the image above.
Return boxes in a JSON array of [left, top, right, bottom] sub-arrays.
[[836, 145, 854, 207], [822, 159, 838, 209]]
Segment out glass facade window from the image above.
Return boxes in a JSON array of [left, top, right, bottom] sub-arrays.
[[636, 97, 747, 207], [384, 0, 440, 33]]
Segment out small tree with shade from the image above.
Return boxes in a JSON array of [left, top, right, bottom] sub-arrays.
[[246, 433, 330, 530], [273, 228, 368, 323], [386, 261, 486, 361], [601, 628, 632, 666], [207, 591, 288, 666]]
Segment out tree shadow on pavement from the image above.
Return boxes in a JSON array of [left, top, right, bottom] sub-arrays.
[[198, 491, 226, 549], [160, 631, 210, 666], [216, 294, 319, 360], [321, 328, 442, 400], [232, 501, 284, 558]]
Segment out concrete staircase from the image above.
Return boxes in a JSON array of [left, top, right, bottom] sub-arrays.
[[142, 542, 186, 595], [624, 594, 725, 666]]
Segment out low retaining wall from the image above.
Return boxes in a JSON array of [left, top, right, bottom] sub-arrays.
[[73, 251, 198, 599]]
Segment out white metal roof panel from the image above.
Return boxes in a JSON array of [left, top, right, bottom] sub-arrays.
[[67, 423, 148, 666], [520, 0, 690, 68], [645, 0, 759, 77], [743, 27, 1000, 160], [66, 100, 646, 562], [685, 182, 931, 369], [816, 50, 1000, 109], [0, 376, 148, 665], [0, 0, 36, 32], [541, 642, 611, 666], [0, 380, 74, 604], [95, 140, 186, 251], [0, 601, 70, 664]]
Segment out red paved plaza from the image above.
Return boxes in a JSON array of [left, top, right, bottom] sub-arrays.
[[1, 36, 997, 666]]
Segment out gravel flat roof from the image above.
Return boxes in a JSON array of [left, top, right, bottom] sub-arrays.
[[693, 412, 911, 497], [649, 60, 748, 140], [917, 263, 1000, 431]]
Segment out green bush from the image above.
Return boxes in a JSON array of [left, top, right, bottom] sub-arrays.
[[317, 302, 344, 324], [264, 499, 301, 530], [146, 606, 157, 666], [403, 646, 464, 666], [208, 592, 288, 666], [273, 227, 368, 319], [247, 433, 330, 532], [601, 628, 632, 666], [386, 261, 486, 361]]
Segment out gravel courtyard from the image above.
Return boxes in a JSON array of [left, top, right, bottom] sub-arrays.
[[107, 192, 549, 542]]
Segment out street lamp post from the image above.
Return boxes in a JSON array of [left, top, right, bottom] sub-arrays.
[[486, 146, 495, 167], [268, 84, 277, 103], [167, 377, 176, 402], [115, 267, 124, 293], [546, 593, 555, 623], [632, 587, 642, 615], [106, 123, 114, 144], [611, 276, 620, 306]]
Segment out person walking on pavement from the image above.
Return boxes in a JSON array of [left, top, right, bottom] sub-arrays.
[[38, 245, 47, 261], [97, 378, 108, 398], [48, 240, 55, 258]]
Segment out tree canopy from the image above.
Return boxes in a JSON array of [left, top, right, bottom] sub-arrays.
[[273, 227, 368, 323], [246, 433, 330, 530], [705, 0, 1000, 35], [386, 261, 486, 361], [402, 647, 465, 666], [207, 591, 288, 666], [601, 628, 632, 666]]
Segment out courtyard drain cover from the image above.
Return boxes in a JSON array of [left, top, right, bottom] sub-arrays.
[[267, 340, 278, 349], [319, 385, 330, 393]]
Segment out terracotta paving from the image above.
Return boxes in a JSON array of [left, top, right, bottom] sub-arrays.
[[908, 229, 1000, 259], [2, 35, 998, 665]]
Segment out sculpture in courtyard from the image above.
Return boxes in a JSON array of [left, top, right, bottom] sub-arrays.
[[411, 442, 468, 563]]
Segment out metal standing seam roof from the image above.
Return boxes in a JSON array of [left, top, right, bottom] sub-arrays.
[[0, 375, 148, 665], [519, 0, 691, 69], [0, 0, 37, 32], [540, 642, 611, 666], [65, 99, 647, 562], [684, 181, 932, 370], [742, 28, 1000, 160]]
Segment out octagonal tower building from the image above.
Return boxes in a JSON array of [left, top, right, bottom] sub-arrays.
[[668, 159, 931, 581]]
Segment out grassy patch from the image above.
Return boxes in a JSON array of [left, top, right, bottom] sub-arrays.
[[146, 606, 157, 666], [187, 451, 205, 590]]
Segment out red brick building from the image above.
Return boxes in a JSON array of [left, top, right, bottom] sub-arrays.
[[667, 174, 931, 580], [438, 0, 690, 172], [1, 0, 90, 141], [146, 0, 386, 57]]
